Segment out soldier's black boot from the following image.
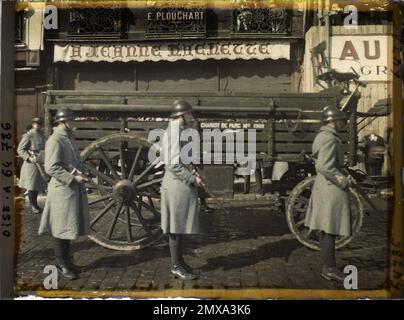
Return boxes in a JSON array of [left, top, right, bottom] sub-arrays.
[[171, 265, 198, 280], [321, 266, 344, 282], [177, 237, 201, 276], [30, 206, 41, 214], [28, 191, 42, 214], [319, 232, 342, 282], [54, 238, 78, 280], [64, 241, 83, 274], [57, 264, 78, 281], [67, 261, 83, 275], [169, 234, 199, 280], [180, 261, 201, 276]]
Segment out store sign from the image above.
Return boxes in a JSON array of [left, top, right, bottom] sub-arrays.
[[147, 8, 205, 21], [331, 35, 391, 81], [146, 7, 206, 37], [54, 41, 290, 63]]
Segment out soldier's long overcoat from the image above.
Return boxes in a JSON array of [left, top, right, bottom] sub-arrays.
[[304, 125, 351, 237], [17, 129, 47, 191], [160, 119, 199, 234], [38, 127, 90, 240]]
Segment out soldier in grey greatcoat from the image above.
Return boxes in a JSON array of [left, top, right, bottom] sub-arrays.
[[161, 100, 204, 280], [17, 117, 47, 214], [38, 109, 90, 280], [305, 105, 353, 282]]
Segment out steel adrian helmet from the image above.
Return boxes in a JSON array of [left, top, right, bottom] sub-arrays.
[[321, 105, 347, 123], [31, 117, 43, 125], [170, 100, 193, 118], [54, 108, 75, 123]]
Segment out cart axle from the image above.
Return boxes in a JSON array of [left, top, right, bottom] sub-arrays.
[[113, 180, 137, 204]]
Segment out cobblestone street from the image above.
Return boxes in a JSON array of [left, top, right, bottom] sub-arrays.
[[15, 191, 390, 296]]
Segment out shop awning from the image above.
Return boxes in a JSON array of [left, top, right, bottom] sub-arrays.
[[54, 41, 290, 63]]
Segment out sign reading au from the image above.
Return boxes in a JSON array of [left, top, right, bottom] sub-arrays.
[[331, 35, 391, 82], [54, 41, 290, 63]]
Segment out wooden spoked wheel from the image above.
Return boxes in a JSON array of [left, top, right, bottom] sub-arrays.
[[286, 175, 364, 250], [81, 133, 163, 251]]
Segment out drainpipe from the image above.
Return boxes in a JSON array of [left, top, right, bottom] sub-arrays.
[[324, 0, 331, 71]]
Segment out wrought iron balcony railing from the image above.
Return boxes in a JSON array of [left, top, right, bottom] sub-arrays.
[[231, 7, 291, 35], [146, 7, 206, 39], [67, 7, 123, 38]]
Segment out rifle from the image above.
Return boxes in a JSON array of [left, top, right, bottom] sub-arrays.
[[343, 167, 383, 214], [186, 164, 229, 214], [305, 153, 383, 214], [28, 150, 49, 183]]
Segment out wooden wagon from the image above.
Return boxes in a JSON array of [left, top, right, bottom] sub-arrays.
[[43, 86, 370, 251]]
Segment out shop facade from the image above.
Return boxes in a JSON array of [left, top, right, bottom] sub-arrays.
[[15, 2, 308, 137]]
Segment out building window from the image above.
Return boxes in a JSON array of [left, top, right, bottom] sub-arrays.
[[67, 7, 123, 37], [232, 7, 291, 35], [328, 1, 391, 26], [15, 10, 26, 44]]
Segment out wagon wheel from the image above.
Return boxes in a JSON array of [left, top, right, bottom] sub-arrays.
[[81, 132, 163, 251], [286, 175, 364, 250]]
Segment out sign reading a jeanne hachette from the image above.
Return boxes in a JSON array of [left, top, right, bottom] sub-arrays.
[[331, 35, 391, 82], [53, 41, 290, 63]]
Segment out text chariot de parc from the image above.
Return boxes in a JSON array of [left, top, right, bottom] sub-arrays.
[[147, 122, 257, 175]]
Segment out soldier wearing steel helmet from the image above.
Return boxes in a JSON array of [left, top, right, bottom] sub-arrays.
[[305, 105, 353, 282], [17, 117, 47, 214], [161, 100, 204, 280], [38, 109, 90, 280]]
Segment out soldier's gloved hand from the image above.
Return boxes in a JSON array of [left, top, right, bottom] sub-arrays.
[[74, 175, 86, 184], [28, 156, 37, 164], [195, 176, 205, 188]]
